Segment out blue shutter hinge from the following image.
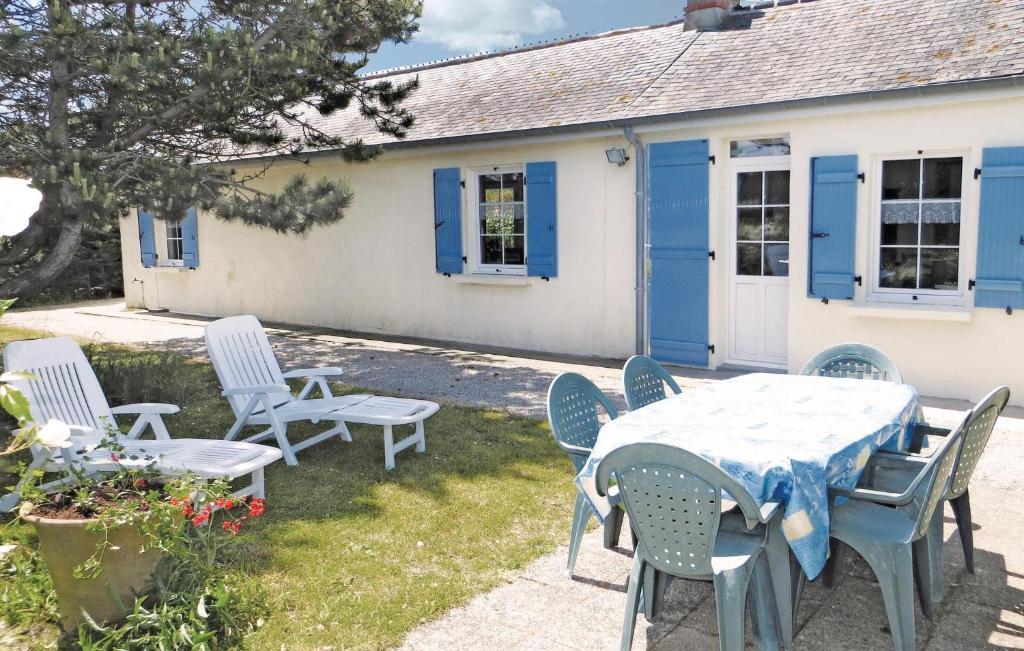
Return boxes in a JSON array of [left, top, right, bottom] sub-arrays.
[[708, 344, 715, 354], [855, 275, 862, 286], [462, 256, 467, 263], [1019, 236, 1024, 246], [968, 279, 976, 290], [857, 173, 865, 183], [442, 272, 451, 278], [708, 250, 716, 261], [434, 220, 445, 230], [541, 276, 550, 282], [460, 180, 466, 188], [821, 297, 829, 305], [708, 155, 716, 165], [974, 168, 982, 180], [1007, 306, 1014, 315]]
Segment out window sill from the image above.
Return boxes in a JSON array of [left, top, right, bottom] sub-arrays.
[[848, 303, 973, 323], [152, 266, 190, 273], [453, 274, 531, 287]]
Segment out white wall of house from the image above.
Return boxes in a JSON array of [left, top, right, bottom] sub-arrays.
[[121, 90, 1024, 404]]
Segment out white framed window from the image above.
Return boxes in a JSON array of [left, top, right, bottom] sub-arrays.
[[471, 165, 525, 275], [871, 153, 967, 305], [159, 221, 185, 267]]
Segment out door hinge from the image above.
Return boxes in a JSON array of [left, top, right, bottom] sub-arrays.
[[974, 168, 982, 180], [708, 344, 715, 354], [708, 250, 716, 261]]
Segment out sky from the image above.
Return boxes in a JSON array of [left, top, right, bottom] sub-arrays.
[[365, 0, 685, 73]]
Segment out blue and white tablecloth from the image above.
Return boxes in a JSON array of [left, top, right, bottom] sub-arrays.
[[576, 373, 920, 579]]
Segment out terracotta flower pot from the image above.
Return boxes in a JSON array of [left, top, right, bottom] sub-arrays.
[[22, 513, 165, 631]]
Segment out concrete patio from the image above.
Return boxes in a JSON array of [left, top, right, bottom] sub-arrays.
[[5, 300, 1023, 649]]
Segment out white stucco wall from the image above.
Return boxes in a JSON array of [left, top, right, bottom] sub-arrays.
[[121, 90, 1024, 404]]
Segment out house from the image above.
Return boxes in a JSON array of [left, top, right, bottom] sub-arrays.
[[120, 0, 1024, 405]]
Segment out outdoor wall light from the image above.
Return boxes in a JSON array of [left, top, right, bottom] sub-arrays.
[[605, 147, 630, 166]]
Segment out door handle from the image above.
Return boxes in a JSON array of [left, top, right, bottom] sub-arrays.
[[811, 232, 830, 239]]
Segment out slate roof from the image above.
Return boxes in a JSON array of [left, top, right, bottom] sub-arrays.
[[287, 0, 1024, 150]]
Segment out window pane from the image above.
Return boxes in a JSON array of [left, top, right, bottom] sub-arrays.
[[503, 172, 524, 202], [879, 248, 918, 288], [737, 208, 762, 241], [922, 222, 960, 246], [922, 158, 962, 199], [504, 236, 525, 265], [511, 204, 525, 234], [882, 160, 920, 200], [729, 137, 790, 158], [479, 174, 502, 204], [764, 207, 789, 241], [480, 206, 503, 234], [737, 243, 762, 276], [737, 172, 762, 206], [764, 243, 789, 277], [881, 203, 918, 245], [481, 236, 503, 265], [920, 249, 959, 290], [881, 223, 918, 245], [764, 171, 790, 205]]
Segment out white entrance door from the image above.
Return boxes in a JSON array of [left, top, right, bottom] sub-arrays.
[[729, 163, 791, 367]]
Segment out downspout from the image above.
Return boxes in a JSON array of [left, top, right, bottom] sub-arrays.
[[624, 127, 646, 356]]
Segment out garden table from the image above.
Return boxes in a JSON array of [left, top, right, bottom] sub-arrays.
[[576, 372, 920, 579]]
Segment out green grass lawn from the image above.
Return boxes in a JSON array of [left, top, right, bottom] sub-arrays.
[[0, 325, 577, 649]]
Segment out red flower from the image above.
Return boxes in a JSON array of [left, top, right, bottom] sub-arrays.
[[212, 497, 235, 510], [110, 453, 119, 462], [190, 505, 213, 527], [221, 518, 243, 535], [169, 496, 194, 518], [247, 498, 266, 518], [134, 479, 147, 489]]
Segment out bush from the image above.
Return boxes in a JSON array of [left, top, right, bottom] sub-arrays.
[[83, 345, 202, 409]]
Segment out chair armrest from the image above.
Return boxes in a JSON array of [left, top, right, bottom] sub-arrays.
[[913, 424, 954, 438], [869, 451, 929, 470], [282, 367, 343, 379], [558, 441, 593, 459], [831, 485, 916, 507], [110, 403, 180, 416], [758, 501, 781, 524], [222, 384, 291, 396]]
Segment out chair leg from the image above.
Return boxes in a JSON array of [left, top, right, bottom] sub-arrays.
[[603, 505, 624, 549], [712, 563, 755, 651], [950, 491, 974, 573], [642, 565, 657, 620], [414, 420, 426, 453], [749, 556, 782, 651], [383, 425, 395, 470], [912, 507, 945, 619], [567, 492, 590, 577], [860, 541, 916, 651], [620, 551, 645, 651], [764, 520, 795, 649], [822, 539, 847, 589]]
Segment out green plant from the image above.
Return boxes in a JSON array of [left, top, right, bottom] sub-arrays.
[[0, 525, 58, 627]]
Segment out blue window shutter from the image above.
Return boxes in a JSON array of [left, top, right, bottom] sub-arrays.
[[976, 147, 1024, 311], [526, 161, 557, 278], [648, 140, 710, 367], [808, 155, 859, 300], [137, 208, 157, 268], [433, 168, 463, 275], [181, 207, 199, 269]]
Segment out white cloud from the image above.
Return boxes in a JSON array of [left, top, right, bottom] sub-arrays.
[[0, 178, 40, 237], [418, 0, 566, 53]]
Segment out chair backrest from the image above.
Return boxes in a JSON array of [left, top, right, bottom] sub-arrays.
[[204, 315, 290, 416], [947, 386, 1010, 499], [622, 355, 682, 411], [546, 372, 617, 471], [909, 419, 965, 540], [595, 443, 763, 578], [799, 343, 903, 383], [2, 337, 113, 452]]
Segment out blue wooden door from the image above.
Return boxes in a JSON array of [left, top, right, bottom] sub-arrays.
[[648, 140, 710, 367]]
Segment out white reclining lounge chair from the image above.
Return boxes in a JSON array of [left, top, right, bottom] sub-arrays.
[[1, 337, 283, 512], [204, 315, 439, 469]]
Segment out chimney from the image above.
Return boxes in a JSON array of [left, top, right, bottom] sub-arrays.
[[684, 0, 739, 30]]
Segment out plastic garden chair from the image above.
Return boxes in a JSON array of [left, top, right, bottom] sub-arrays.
[[205, 315, 438, 468], [622, 355, 683, 411], [546, 372, 626, 576], [1, 337, 282, 511], [799, 343, 903, 382], [861, 386, 1009, 610], [596, 443, 789, 651], [826, 411, 968, 651]]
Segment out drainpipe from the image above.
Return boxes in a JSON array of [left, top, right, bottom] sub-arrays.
[[624, 127, 646, 356]]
